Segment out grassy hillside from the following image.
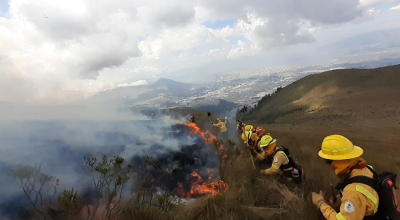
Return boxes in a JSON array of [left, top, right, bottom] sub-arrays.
[[243, 65, 400, 205], [245, 65, 400, 127]]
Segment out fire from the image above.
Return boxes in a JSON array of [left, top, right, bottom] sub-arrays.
[[218, 145, 227, 159], [176, 123, 227, 198], [185, 122, 216, 144], [175, 171, 227, 199]]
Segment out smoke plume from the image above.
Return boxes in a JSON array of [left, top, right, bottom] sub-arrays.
[[0, 105, 220, 219]]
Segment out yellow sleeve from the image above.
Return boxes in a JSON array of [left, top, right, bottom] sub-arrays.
[[320, 188, 367, 220], [319, 202, 338, 220], [263, 153, 285, 175]]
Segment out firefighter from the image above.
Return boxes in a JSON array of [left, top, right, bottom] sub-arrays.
[[244, 125, 256, 133], [241, 129, 258, 148], [189, 115, 195, 123], [257, 135, 293, 175], [256, 126, 270, 139], [236, 120, 245, 133], [212, 118, 227, 140], [254, 127, 271, 156], [311, 135, 378, 220]]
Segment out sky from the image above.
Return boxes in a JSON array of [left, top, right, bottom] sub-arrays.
[[1, 0, 400, 105]]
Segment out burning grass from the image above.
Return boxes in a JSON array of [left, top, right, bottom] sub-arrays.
[[175, 144, 307, 220], [185, 122, 216, 144], [7, 121, 317, 220], [175, 171, 227, 199]]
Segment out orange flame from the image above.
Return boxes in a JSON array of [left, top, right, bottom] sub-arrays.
[[175, 171, 227, 198], [218, 145, 227, 159], [185, 122, 216, 144]]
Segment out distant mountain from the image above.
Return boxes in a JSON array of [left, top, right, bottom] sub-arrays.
[[244, 64, 400, 126], [83, 78, 209, 108], [82, 70, 316, 116], [177, 99, 238, 116], [85, 59, 400, 115]]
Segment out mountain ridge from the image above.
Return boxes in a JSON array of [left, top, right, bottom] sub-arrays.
[[244, 64, 400, 130]]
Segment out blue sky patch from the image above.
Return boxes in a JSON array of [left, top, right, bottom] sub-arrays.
[[203, 19, 236, 29], [0, 0, 9, 17], [375, 3, 399, 11]]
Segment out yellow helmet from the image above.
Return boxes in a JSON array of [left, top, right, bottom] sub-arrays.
[[241, 131, 252, 143], [318, 135, 363, 160], [244, 125, 254, 132], [259, 135, 276, 148]]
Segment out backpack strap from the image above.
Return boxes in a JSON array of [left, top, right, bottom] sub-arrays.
[[335, 165, 377, 195], [335, 165, 379, 193], [275, 146, 297, 168], [273, 150, 293, 170], [347, 176, 376, 189], [335, 176, 377, 204], [364, 165, 378, 175]]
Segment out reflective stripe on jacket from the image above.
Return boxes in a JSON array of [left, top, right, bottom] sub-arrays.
[[320, 168, 379, 220]]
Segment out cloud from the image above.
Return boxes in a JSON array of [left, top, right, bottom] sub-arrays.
[[390, 4, 400, 11], [68, 30, 142, 79], [138, 22, 227, 60], [13, 0, 94, 40], [137, 0, 195, 28], [0, 0, 398, 104], [235, 13, 315, 50], [3, 2, 142, 79], [195, 0, 362, 52], [117, 80, 149, 87], [351, 7, 381, 23], [227, 40, 256, 59], [359, 0, 399, 7]]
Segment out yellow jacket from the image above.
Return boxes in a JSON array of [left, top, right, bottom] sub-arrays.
[[213, 122, 227, 132], [320, 168, 379, 220], [261, 151, 291, 175]]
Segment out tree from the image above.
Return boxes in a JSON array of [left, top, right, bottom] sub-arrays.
[[84, 155, 133, 220], [8, 164, 59, 220], [58, 188, 80, 220]]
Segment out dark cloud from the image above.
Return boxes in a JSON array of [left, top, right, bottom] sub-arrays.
[[146, 0, 195, 28]]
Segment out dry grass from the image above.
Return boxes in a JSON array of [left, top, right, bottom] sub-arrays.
[[177, 194, 282, 220], [174, 142, 321, 220], [242, 65, 400, 206], [264, 128, 400, 201]]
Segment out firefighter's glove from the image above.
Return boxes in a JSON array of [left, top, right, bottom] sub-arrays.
[[311, 190, 326, 209]]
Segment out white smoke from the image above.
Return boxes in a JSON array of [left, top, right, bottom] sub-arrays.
[[0, 104, 203, 219]]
